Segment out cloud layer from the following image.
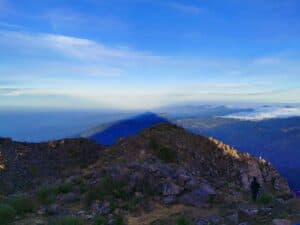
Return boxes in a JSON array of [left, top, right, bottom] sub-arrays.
[[223, 105, 300, 121]]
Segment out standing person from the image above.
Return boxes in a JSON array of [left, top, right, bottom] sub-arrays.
[[250, 177, 260, 201]]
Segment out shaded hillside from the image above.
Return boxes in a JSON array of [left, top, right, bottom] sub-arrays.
[[82, 112, 167, 145], [0, 137, 103, 194]]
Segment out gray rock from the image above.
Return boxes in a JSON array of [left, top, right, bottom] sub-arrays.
[[179, 184, 215, 207], [162, 182, 183, 196], [46, 204, 59, 215], [163, 196, 175, 205], [193, 217, 209, 225], [60, 192, 80, 204], [238, 204, 258, 218], [272, 219, 291, 225], [226, 212, 239, 224], [86, 215, 94, 220], [91, 201, 111, 215]]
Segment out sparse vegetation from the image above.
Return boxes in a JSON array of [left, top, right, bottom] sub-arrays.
[[93, 215, 106, 225], [55, 182, 74, 194], [176, 215, 190, 225], [150, 138, 177, 163], [49, 216, 84, 225], [86, 176, 127, 205], [256, 193, 274, 204], [36, 182, 74, 205], [36, 186, 56, 205], [7, 195, 35, 215], [114, 215, 124, 225], [0, 204, 16, 225]]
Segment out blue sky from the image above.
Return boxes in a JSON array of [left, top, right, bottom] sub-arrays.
[[0, 0, 300, 109]]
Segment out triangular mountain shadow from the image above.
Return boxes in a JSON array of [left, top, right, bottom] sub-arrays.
[[84, 112, 168, 145]]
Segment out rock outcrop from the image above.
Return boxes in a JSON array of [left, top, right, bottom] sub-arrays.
[[97, 123, 291, 199]]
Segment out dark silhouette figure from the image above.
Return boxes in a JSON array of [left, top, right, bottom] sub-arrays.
[[250, 177, 260, 201]]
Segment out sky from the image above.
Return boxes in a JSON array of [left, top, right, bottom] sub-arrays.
[[0, 0, 300, 109]]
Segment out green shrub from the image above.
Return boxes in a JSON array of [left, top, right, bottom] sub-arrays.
[[155, 146, 176, 163], [55, 183, 74, 194], [36, 186, 56, 205], [257, 193, 274, 204], [176, 215, 190, 225], [85, 176, 127, 205], [72, 178, 88, 193], [8, 195, 35, 215], [93, 215, 106, 225], [49, 216, 84, 225], [37, 182, 74, 205], [0, 204, 16, 225], [114, 215, 124, 225], [150, 138, 176, 163]]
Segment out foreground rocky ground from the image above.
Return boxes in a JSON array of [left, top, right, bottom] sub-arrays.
[[0, 123, 299, 225]]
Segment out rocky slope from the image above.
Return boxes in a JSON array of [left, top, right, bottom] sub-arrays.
[[0, 123, 298, 225], [0, 137, 103, 194]]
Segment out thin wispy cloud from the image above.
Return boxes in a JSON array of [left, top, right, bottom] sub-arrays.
[[167, 2, 204, 15], [44, 8, 127, 33]]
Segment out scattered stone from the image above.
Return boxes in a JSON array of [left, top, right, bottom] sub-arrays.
[[193, 217, 209, 225], [272, 219, 291, 225], [226, 212, 239, 224], [46, 204, 59, 215], [238, 204, 259, 218], [179, 185, 215, 207], [162, 182, 183, 196], [60, 192, 80, 204]]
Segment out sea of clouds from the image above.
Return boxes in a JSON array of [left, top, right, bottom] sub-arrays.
[[222, 105, 300, 121]]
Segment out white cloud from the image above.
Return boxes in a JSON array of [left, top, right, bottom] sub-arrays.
[[222, 105, 300, 121]]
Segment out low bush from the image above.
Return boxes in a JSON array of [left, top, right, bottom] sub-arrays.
[[150, 138, 176, 163], [114, 215, 124, 225], [93, 215, 106, 225], [86, 176, 127, 205], [0, 204, 16, 225], [176, 215, 190, 225], [7, 195, 35, 215], [36, 186, 56, 205], [256, 193, 274, 204], [54, 183, 74, 194]]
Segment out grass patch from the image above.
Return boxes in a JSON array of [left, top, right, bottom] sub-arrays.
[[257, 193, 274, 205], [7, 195, 35, 215], [93, 215, 106, 225], [114, 215, 124, 225], [0, 204, 16, 225], [176, 215, 190, 225], [49, 216, 84, 225], [37, 182, 74, 205], [85, 176, 127, 206], [150, 139, 176, 163], [36, 186, 56, 205], [55, 183, 74, 194]]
